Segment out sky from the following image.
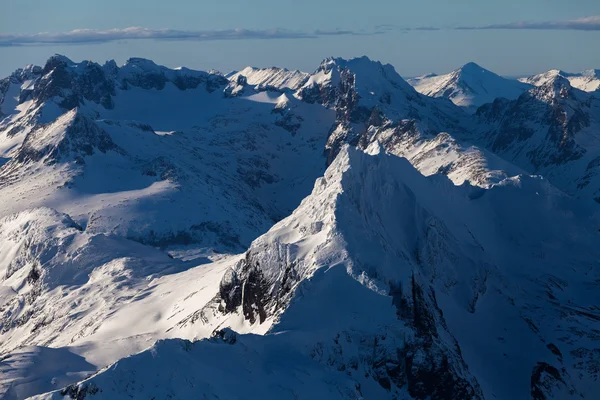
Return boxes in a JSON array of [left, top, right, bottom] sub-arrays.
[[1, 0, 599, 78]]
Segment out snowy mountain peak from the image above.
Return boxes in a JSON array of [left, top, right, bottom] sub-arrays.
[[319, 55, 381, 69], [298, 55, 422, 116], [529, 73, 579, 103], [123, 57, 161, 70], [408, 62, 531, 111], [459, 61, 486, 73], [521, 68, 600, 92], [519, 69, 567, 87], [178, 145, 599, 400], [42, 54, 75, 71], [541, 73, 572, 89], [319, 56, 412, 89]]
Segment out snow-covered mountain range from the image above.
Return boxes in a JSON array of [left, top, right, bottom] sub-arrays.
[[0, 54, 599, 400]]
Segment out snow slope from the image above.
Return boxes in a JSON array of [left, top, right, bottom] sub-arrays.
[[228, 66, 310, 91], [408, 62, 532, 111]]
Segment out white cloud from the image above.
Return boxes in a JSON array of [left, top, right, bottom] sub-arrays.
[[457, 15, 600, 31], [5, 16, 596, 48], [0, 27, 380, 46]]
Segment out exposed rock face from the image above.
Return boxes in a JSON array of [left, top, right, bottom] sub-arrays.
[[118, 58, 227, 92], [218, 258, 260, 321], [386, 275, 482, 400], [218, 249, 295, 325], [530, 362, 576, 400]]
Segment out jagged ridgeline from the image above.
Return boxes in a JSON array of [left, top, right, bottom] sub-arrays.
[[0, 55, 599, 399]]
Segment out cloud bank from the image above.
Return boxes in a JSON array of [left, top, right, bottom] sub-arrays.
[[1, 16, 598, 47], [0, 27, 382, 46], [457, 15, 600, 31]]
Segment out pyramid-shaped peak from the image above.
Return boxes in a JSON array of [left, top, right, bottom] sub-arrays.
[[457, 62, 492, 75], [461, 62, 484, 70]]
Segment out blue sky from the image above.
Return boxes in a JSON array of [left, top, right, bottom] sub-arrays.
[[1, 0, 599, 77]]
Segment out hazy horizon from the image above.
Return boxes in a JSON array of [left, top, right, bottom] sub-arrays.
[[1, 0, 599, 78]]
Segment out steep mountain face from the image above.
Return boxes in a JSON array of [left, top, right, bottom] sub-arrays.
[[475, 75, 600, 201], [521, 69, 600, 93], [0, 55, 599, 399], [408, 62, 532, 112], [33, 147, 600, 400]]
